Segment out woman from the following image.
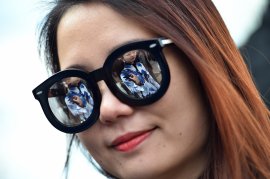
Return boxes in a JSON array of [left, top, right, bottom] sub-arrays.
[[33, 1, 270, 178]]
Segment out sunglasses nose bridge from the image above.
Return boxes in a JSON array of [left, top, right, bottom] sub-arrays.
[[90, 68, 106, 83]]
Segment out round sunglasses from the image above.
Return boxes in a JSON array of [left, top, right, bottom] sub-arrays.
[[33, 38, 173, 133]]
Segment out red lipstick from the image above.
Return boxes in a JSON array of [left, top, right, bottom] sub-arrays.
[[111, 129, 154, 152]]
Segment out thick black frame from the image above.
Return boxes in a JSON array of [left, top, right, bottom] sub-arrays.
[[33, 38, 172, 133]]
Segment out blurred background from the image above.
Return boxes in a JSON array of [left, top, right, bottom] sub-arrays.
[[0, 0, 269, 178]]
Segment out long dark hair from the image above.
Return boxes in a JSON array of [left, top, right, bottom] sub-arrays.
[[39, 1, 270, 178]]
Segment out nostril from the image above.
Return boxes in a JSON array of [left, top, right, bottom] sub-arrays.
[[99, 117, 114, 125]]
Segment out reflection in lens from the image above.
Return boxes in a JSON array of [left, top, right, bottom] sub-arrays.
[[112, 49, 162, 99], [48, 77, 94, 127]]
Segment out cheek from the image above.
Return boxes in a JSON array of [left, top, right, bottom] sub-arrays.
[[152, 48, 202, 113], [76, 127, 104, 159], [155, 47, 210, 133], [76, 127, 121, 172]]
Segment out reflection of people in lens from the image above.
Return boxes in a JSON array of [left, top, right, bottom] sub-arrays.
[[72, 95, 84, 107], [120, 50, 160, 98], [64, 81, 93, 120]]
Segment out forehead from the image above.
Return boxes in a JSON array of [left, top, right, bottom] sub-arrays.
[[57, 3, 155, 71]]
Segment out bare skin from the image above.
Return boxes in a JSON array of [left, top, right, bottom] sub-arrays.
[[123, 50, 138, 64], [57, 3, 210, 179], [72, 95, 84, 107], [129, 74, 141, 85]]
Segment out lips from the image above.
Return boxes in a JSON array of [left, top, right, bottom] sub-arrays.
[[111, 128, 155, 152]]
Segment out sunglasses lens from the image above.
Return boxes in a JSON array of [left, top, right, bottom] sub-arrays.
[[47, 77, 94, 127], [112, 49, 162, 99]]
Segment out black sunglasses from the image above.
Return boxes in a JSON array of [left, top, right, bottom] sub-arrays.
[[33, 38, 173, 133]]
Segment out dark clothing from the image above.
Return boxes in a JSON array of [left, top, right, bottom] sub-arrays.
[[240, 3, 270, 108]]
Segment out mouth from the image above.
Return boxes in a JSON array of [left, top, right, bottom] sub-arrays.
[[110, 128, 156, 152]]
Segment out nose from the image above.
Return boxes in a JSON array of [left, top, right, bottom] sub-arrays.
[[99, 83, 134, 125]]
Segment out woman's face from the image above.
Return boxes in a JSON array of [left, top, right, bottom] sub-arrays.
[[57, 3, 210, 179], [122, 50, 138, 63]]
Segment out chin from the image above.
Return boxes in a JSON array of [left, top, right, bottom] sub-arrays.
[[106, 160, 166, 179], [112, 170, 157, 179]]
